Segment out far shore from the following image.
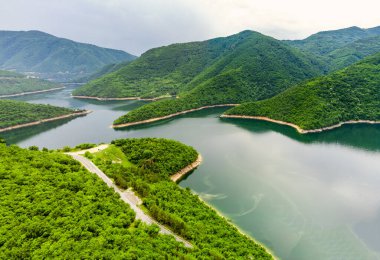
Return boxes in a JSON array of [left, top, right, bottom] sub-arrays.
[[170, 154, 203, 182], [112, 104, 239, 128], [71, 95, 159, 101], [0, 87, 65, 98], [0, 110, 92, 133], [221, 114, 380, 134]]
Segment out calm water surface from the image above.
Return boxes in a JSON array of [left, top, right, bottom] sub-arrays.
[[4, 85, 380, 260]]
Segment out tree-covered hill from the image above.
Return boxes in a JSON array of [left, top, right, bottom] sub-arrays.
[[0, 30, 136, 82], [223, 52, 380, 131], [287, 26, 380, 71], [0, 143, 192, 259], [74, 30, 325, 100], [0, 70, 61, 96], [0, 139, 273, 258], [89, 138, 272, 258], [0, 100, 81, 130], [101, 31, 326, 125], [287, 26, 380, 56]]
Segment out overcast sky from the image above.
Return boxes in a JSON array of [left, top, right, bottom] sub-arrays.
[[1, 0, 380, 55]]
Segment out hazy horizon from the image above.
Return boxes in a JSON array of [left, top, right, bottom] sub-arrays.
[[1, 0, 380, 55]]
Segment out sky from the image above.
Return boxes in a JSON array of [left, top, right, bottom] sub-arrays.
[[0, 0, 380, 55]]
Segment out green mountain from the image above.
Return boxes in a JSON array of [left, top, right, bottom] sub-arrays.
[[287, 26, 380, 55], [287, 26, 380, 71], [224, 52, 380, 131], [109, 30, 325, 125], [0, 30, 136, 82], [74, 30, 325, 99], [327, 35, 380, 71], [73, 60, 133, 83], [0, 99, 81, 130], [0, 70, 61, 96]]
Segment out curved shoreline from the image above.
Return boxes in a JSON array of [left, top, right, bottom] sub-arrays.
[[71, 95, 159, 101], [112, 104, 239, 128], [0, 110, 91, 133], [0, 87, 65, 98], [170, 154, 203, 182], [221, 114, 380, 134]]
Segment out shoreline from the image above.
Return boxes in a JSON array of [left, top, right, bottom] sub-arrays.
[[0, 87, 65, 98], [170, 154, 203, 182], [194, 188, 278, 259], [0, 110, 92, 133], [113, 104, 239, 128], [71, 95, 159, 101], [221, 114, 380, 134]]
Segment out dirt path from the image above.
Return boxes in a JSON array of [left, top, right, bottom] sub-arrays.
[[0, 87, 65, 98], [67, 146, 192, 248]]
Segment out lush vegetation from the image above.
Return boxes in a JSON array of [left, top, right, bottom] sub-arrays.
[[0, 143, 197, 259], [74, 30, 325, 99], [110, 31, 326, 125], [73, 60, 133, 83], [224, 52, 380, 130], [0, 30, 136, 82], [287, 26, 380, 71], [0, 100, 77, 129], [90, 138, 272, 259], [0, 70, 61, 96]]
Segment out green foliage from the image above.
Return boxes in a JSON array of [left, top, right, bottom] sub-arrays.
[[0, 99, 75, 129], [225, 52, 380, 130], [111, 31, 326, 125], [75, 30, 324, 100], [0, 30, 136, 81], [0, 70, 61, 96], [92, 138, 272, 259], [0, 144, 192, 259], [74, 143, 96, 150], [287, 26, 380, 71]]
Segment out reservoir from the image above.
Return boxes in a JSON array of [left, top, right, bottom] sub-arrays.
[[4, 85, 380, 259]]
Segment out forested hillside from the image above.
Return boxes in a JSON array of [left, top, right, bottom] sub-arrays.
[[89, 138, 272, 258], [0, 100, 79, 129], [0, 70, 61, 96], [0, 30, 136, 82], [106, 31, 326, 125], [0, 144, 192, 259], [74, 30, 325, 100], [0, 139, 272, 258], [287, 26, 380, 71], [224, 52, 380, 131]]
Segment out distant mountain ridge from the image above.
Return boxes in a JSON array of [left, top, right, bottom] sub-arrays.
[[0, 70, 61, 97], [0, 30, 136, 82], [286, 26, 380, 71]]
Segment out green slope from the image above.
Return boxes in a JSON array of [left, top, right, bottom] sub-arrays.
[[287, 26, 380, 71], [0, 100, 79, 129], [0, 70, 61, 96], [327, 35, 380, 71], [0, 30, 136, 82], [0, 139, 272, 258], [73, 60, 133, 83], [287, 26, 380, 55], [74, 30, 325, 100], [112, 31, 325, 125], [0, 144, 190, 259], [224, 52, 380, 131]]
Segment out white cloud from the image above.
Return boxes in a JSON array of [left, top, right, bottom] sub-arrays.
[[0, 0, 379, 54]]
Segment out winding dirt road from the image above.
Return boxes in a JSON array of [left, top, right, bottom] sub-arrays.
[[67, 147, 192, 248]]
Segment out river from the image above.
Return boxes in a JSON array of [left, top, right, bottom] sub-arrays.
[[4, 85, 380, 260]]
